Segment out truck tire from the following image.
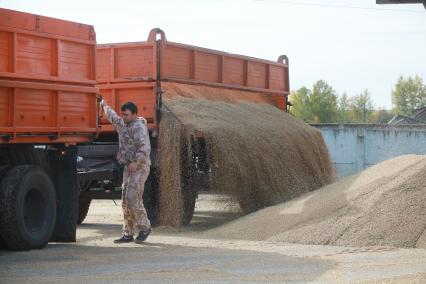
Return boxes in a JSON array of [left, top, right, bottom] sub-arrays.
[[182, 186, 197, 226], [77, 181, 92, 225], [143, 169, 159, 226], [0, 166, 56, 250], [157, 135, 198, 227], [77, 198, 91, 225], [181, 140, 198, 226], [0, 166, 11, 249]]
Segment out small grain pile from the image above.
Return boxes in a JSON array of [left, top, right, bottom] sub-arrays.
[[206, 154, 426, 249], [156, 83, 334, 226]]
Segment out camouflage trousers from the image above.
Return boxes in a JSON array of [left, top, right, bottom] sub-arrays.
[[121, 164, 151, 235]]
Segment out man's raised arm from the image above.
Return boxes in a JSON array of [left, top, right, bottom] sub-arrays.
[[100, 99, 125, 129]]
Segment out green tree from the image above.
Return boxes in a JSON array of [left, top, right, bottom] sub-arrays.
[[392, 75, 426, 116], [309, 80, 338, 123], [290, 80, 338, 123], [370, 108, 395, 124], [338, 93, 350, 123], [349, 89, 374, 123], [290, 87, 312, 121]]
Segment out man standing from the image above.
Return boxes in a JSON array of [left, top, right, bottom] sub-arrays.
[[100, 99, 152, 244]]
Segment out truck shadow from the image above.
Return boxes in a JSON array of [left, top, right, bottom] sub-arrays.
[[0, 239, 337, 283]]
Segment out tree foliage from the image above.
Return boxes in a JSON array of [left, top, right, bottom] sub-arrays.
[[370, 108, 394, 124], [290, 86, 311, 122], [392, 75, 426, 116], [348, 89, 374, 123], [290, 75, 425, 124], [290, 80, 338, 123], [338, 93, 350, 123]]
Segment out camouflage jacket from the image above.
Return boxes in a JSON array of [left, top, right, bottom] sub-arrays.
[[101, 100, 151, 168]]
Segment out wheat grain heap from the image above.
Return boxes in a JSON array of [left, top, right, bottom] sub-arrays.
[[206, 154, 426, 249]]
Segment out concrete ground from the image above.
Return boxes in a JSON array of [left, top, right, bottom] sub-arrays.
[[1, 194, 426, 283]]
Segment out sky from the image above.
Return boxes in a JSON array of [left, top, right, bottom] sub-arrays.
[[2, 0, 425, 109]]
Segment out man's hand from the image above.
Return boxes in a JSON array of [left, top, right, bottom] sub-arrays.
[[96, 94, 103, 102], [128, 162, 138, 174], [97, 94, 107, 107]]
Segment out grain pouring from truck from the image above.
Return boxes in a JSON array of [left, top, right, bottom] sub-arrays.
[[77, 28, 299, 227]]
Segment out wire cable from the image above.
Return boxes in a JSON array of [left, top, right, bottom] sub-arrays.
[[253, 0, 425, 13]]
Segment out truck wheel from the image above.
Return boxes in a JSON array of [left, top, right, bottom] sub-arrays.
[[182, 187, 197, 226], [181, 139, 198, 226], [77, 198, 91, 225], [181, 165, 198, 226], [143, 169, 159, 226], [77, 181, 92, 225], [0, 166, 56, 250], [0, 166, 11, 249]]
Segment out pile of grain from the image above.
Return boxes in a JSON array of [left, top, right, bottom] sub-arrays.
[[206, 154, 426, 249], [156, 83, 334, 226]]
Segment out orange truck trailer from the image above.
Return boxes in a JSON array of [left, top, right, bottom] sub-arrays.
[[77, 28, 290, 226], [0, 8, 97, 250]]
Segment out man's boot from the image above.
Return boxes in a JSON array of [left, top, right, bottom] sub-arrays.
[[113, 234, 134, 243], [135, 228, 151, 244]]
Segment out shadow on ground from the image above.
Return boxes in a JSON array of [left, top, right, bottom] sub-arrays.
[[0, 239, 336, 283]]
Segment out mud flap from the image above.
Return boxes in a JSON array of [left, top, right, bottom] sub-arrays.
[[49, 146, 79, 242]]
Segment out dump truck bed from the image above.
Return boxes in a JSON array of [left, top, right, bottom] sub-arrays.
[[96, 29, 290, 133], [0, 8, 98, 144]]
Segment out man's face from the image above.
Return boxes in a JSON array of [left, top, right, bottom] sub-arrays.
[[121, 109, 137, 124]]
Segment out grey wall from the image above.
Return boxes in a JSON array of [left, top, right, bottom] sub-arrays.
[[312, 124, 426, 179]]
